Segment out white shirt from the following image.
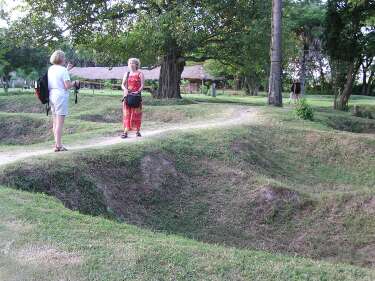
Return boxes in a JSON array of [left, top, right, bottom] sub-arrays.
[[48, 65, 70, 95]]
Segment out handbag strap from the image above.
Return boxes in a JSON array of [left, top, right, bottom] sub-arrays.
[[125, 72, 130, 90]]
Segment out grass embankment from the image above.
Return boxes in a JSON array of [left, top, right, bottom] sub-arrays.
[[1, 110, 374, 267], [1, 187, 375, 281], [0, 90, 374, 280]]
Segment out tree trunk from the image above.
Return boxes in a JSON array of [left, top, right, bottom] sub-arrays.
[[156, 49, 185, 99], [299, 41, 309, 96], [361, 57, 373, 96], [211, 82, 216, 97], [268, 0, 283, 106], [318, 56, 326, 88], [244, 75, 259, 96], [361, 64, 367, 96], [1, 75, 10, 93], [234, 76, 244, 91], [334, 61, 358, 110], [367, 70, 374, 96]]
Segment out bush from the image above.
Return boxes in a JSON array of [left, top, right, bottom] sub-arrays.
[[294, 98, 314, 121], [103, 80, 112, 89], [352, 105, 374, 119]]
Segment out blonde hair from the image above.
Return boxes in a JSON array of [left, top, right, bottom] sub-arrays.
[[50, 50, 65, 65], [128, 58, 141, 70]]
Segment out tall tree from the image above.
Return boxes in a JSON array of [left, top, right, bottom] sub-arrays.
[[204, 0, 300, 97], [289, 1, 325, 96], [201, 0, 272, 96], [325, 0, 375, 110], [268, 0, 283, 106], [15, 0, 252, 99]]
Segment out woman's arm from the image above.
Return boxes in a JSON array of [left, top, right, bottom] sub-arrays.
[[63, 66, 76, 90], [121, 73, 129, 96], [138, 72, 145, 93], [64, 80, 76, 90]]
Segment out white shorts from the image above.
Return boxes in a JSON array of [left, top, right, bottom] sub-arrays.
[[50, 90, 69, 116]]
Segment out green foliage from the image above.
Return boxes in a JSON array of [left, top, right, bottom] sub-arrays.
[[325, 0, 375, 109], [325, 0, 373, 62], [203, 60, 234, 79], [202, 0, 305, 95], [13, 1, 276, 70], [306, 86, 334, 96], [294, 98, 314, 120], [0, 26, 49, 90], [103, 80, 112, 89]]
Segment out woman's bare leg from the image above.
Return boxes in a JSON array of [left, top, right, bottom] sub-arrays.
[[55, 115, 65, 148], [52, 115, 57, 146]]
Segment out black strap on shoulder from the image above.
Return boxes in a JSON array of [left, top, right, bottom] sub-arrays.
[[121, 72, 131, 103], [125, 72, 130, 90], [75, 87, 78, 104]]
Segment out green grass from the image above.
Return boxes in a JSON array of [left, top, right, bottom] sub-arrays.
[[184, 93, 375, 113], [183, 92, 268, 106], [1, 89, 375, 279], [0, 90, 237, 150], [1, 186, 375, 281], [1, 119, 374, 267]]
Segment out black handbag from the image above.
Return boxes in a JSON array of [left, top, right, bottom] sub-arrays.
[[126, 93, 142, 108]]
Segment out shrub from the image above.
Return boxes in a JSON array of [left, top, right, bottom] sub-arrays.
[[352, 105, 374, 119], [294, 98, 314, 121], [103, 80, 113, 89]]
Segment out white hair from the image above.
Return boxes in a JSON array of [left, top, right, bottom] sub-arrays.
[[50, 50, 65, 65], [128, 58, 141, 69]]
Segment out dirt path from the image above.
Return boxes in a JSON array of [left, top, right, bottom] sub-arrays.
[[0, 107, 260, 166]]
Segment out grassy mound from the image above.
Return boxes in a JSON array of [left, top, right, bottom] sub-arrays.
[[79, 108, 122, 123], [1, 91, 375, 278], [324, 115, 375, 133], [0, 114, 106, 147], [0, 92, 47, 113], [1, 123, 374, 267], [0, 115, 52, 145], [1, 186, 374, 281]]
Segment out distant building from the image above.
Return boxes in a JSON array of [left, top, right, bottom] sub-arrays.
[[69, 64, 224, 93]]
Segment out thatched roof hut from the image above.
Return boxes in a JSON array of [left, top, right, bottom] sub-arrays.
[[69, 64, 222, 82]]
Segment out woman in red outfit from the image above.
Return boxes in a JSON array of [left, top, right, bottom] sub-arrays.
[[121, 58, 145, 138]]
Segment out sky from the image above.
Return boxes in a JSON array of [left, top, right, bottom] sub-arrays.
[[0, 0, 25, 28]]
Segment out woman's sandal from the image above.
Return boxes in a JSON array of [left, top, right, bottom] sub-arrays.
[[121, 132, 128, 139], [54, 146, 68, 152], [136, 132, 142, 137]]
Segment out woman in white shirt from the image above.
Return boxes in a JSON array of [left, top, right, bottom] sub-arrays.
[[48, 50, 78, 152]]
